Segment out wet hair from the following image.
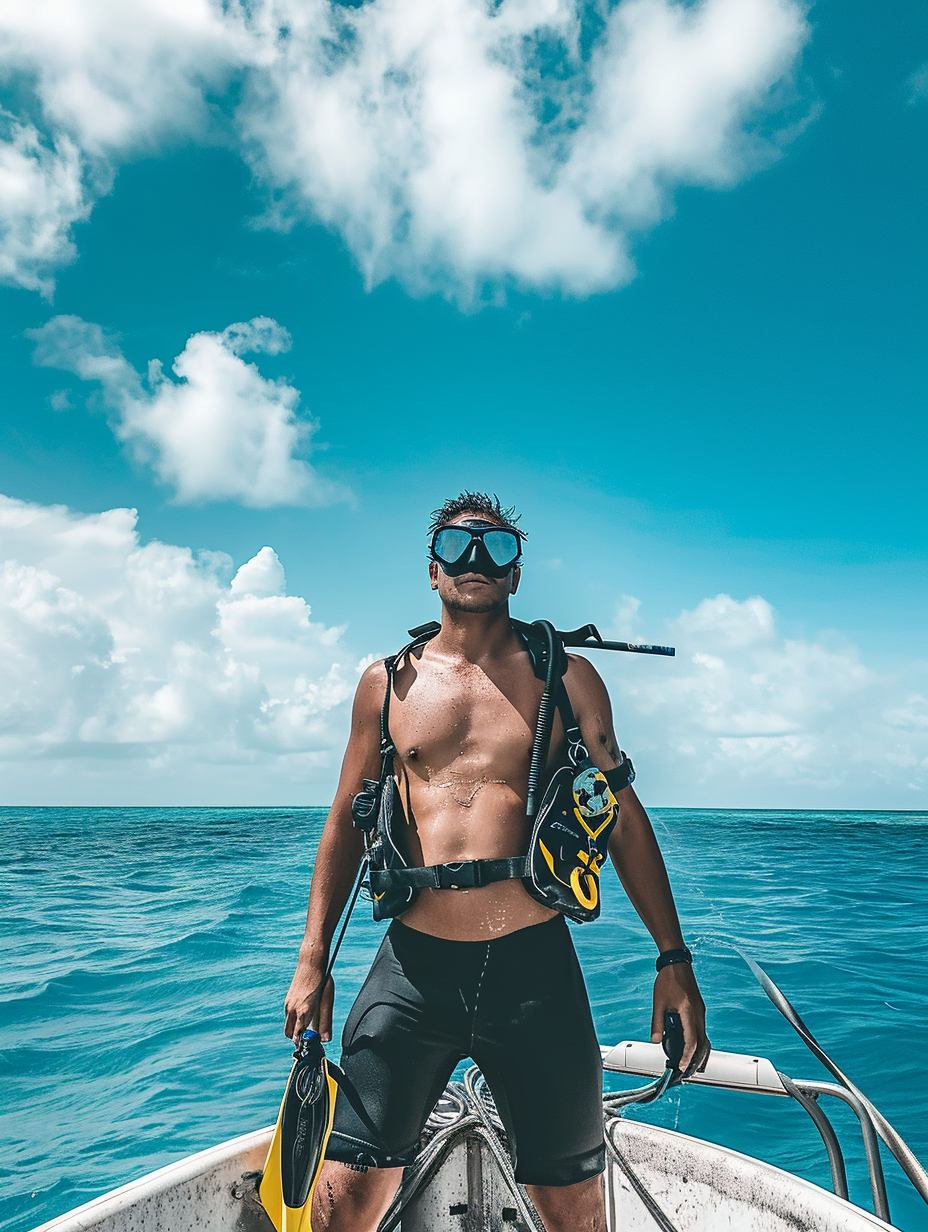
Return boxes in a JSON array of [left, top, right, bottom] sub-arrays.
[[428, 491, 527, 540]]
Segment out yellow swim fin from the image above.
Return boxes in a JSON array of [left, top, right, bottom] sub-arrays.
[[259, 1032, 338, 1232]]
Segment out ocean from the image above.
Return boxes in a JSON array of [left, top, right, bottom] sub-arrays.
[[1, 808, 926, 1232]]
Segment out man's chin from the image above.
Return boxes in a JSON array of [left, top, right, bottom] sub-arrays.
[[442, 591, 507, 615]]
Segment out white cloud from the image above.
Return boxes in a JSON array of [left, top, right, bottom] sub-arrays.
[[0, 116, 89, 296], [566, 0, 805, 219], [241, 0, 808, 300], [609, 594, 642, 640], [0, 0, 249, 292], [0, 493, 357, 799], [0, 0, 247, 153], [0, 0, 808, 299], [29, 314, 345, 507], [598, 594, 928, 807]]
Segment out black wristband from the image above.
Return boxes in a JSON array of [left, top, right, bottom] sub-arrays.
[[656, 947, 693, 972], [604, 755, 635, 795]]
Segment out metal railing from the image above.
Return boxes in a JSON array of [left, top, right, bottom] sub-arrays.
[[602, 1041, 897, 1223], [602, 949, 928, 1232]]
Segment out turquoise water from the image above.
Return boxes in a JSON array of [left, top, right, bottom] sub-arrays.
[[1, 808, 926, 1232]]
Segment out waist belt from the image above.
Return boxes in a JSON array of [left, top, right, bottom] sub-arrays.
[[370, 856, 529, 892]]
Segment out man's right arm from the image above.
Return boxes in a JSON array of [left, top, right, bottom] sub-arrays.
[[283, 660, 387, 1042]]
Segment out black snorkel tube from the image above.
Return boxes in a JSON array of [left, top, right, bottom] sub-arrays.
[[520, 620, 674, 820]]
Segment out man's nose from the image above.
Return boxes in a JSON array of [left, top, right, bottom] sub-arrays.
[[464, 542, 482, 568]]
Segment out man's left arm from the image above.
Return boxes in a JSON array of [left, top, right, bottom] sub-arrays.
[[564, 655, 711, 1077]]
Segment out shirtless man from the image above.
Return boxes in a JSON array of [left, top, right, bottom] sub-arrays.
[[284, 492, 710, 1232]]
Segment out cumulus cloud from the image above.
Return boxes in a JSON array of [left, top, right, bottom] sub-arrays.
[[0, 0, 246, 146], [0, 493, 356, 792], [600, 593, 928, 807], [29, 314, 345, 507], [0, 115, 90, 296], [0, 0, 248, 292], [246, 0, 808, 299], [0, 0, 808, 298]]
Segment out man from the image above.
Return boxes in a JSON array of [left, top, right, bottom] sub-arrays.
[[284, 492, 709, 1232]]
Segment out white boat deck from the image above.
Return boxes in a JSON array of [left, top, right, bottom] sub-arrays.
[[27, 1115, 895, 1232]]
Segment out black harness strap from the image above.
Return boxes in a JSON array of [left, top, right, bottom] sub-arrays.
[[362, 618, 641, 923], [376, 856, 530, 892], [553, 676, 587, 767], [380, 629, 438, 759]]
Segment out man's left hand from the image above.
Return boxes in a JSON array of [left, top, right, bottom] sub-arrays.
[[650, 963, 710, 1078]]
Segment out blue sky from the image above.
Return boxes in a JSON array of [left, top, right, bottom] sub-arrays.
[[0, 0, 925, 806]]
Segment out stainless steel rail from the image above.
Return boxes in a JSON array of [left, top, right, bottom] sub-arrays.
[[741, 953, 928, 1209], [381, 1075, 544, 1232], [775, 1073, 850, 1202], [790, 1079, 890, 1224], [603, 1040, 911, 1225]]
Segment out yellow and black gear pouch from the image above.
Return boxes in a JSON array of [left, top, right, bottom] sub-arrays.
[[523, 703, 634, 922]]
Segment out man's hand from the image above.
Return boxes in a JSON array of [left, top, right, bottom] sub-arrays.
[[650, 963, 710, 1078], [284, 962, 335, 1043]]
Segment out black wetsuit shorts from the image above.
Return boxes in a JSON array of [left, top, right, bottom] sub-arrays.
[[325, 914, 605, 1187]]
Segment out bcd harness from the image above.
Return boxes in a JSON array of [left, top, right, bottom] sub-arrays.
[[350, 619, 661, 924]]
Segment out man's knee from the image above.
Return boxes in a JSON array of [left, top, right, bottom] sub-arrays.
[[310, 1161, 403, 1232], [525, 1173, 606, 1232]]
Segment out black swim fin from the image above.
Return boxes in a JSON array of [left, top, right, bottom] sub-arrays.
[[260, 1031, 338, 1232]]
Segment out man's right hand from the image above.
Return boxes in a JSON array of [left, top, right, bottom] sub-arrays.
[[284, 962, 335, 1042]]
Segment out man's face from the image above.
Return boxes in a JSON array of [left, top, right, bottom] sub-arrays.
[[429, 512, 521, 614]]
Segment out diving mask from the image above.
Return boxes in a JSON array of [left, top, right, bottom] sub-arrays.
[[430, 521, 523, 578]]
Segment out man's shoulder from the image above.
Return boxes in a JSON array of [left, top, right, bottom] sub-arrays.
[[354, 658, 389, 715], [563, 652, 609, 707], [564, 651, 605, 684], [359, 657, 389, 681]]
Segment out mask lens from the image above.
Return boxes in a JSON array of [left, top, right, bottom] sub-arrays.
[[483, 530, 519, 566], [433, 527, 472, 564]]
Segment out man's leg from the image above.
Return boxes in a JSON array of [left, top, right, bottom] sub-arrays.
[[319, 924, 469, 1226], [310, 1161, 403, 1231], [527, 1175, 606, 1232]]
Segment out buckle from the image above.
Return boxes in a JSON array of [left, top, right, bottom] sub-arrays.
[[436, 861, 479, 890]]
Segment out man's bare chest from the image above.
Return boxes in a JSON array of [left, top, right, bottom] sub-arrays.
[[389, 659, 542, 771]]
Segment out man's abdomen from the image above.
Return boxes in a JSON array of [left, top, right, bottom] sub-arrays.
[[398, 877, 557, 940]]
